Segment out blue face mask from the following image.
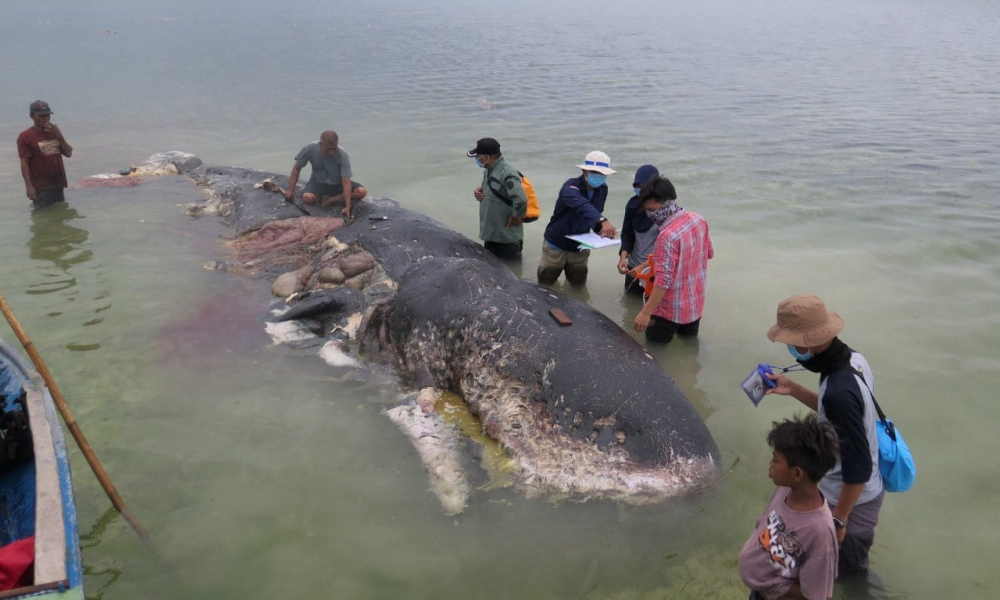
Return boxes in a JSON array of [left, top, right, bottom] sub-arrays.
[[587, 173, 607, 188], [633, 187, 643, 197], [475, 156, 486, 169], [787, 344, 814, 362]]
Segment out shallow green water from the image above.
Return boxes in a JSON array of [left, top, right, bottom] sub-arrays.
[[2, 0, 999, 598]]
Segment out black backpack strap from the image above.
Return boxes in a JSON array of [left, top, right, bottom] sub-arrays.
[[852, 367, 895, 440], [487, 176, 511, 206], [486, 171, 523, 207]]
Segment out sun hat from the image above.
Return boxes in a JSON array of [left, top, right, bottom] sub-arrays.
[[30, 100, 53, 115], [577, 150, 616, 175], [467, 138, 501, 157], [766, 294, 845, 347]]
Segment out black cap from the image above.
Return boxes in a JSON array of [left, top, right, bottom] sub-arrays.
[[467, 138, 500, 157], [632, 164, 660, 187], [30, 100, 53, 115]]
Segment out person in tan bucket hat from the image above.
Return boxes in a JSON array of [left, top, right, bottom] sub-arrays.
[[764, 294, 886, 578], [767, 294, 845, 348]]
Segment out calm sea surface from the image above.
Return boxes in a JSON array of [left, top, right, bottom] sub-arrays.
[[2, 0, 999, 598]]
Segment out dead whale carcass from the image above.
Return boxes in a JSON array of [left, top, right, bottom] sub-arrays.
[[131, 154, 723, 511]]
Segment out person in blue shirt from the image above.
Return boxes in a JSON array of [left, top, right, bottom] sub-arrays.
[[537, 151, 618, 285]]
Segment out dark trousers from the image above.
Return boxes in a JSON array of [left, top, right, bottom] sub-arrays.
[[484, 240, 522, 259], [303, 180, 363, 198], [32, 188, 66, 209], [646, 316, 700, 344], [835, 489, 885, 575]]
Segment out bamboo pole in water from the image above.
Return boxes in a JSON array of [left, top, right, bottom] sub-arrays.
[[0, 291, 159, 554]]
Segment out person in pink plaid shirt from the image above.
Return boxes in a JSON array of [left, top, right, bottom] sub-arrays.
[[632, 177, 713, 343]]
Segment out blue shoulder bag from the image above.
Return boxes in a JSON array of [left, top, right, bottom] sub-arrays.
[[854, 370, 916, 493]]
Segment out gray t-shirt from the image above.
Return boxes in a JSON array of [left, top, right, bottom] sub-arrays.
[[817, 352, 883, 506], [739, 487, 837, 600], [294, 142, 353, 184], [628, 226, 660, 270]]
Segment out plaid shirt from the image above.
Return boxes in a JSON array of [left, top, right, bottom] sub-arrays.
[[651, 211, 713, 324]]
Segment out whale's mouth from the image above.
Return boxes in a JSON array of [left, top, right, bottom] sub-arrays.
[[432, 390, 516, 491], [385, 388, 517, 515]]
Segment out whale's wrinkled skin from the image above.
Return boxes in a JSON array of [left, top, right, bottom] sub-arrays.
[[123, 154, 722, 509]]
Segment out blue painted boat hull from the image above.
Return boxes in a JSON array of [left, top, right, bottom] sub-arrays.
[[0, 339, 83, 599]]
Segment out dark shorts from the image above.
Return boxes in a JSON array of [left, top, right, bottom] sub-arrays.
[[484, 240, 523, 259], [646, 316, 700, 344], [303, 180, 363, 199], [32, 188, 66, 209]]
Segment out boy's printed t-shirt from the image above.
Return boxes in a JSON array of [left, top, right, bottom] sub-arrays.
[[738, 487, 838, 600]]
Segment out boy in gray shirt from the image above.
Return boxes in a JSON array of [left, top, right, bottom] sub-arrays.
[[739, 414, 839, 600]]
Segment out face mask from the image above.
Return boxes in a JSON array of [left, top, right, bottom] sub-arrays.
[[476, 156, 486, 169], [787, 344, 814, 362], [587, 173, 607, 188], [633, 187, 643, 197]]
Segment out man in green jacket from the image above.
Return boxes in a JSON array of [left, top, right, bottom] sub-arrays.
[[468, 138, 527, 259]]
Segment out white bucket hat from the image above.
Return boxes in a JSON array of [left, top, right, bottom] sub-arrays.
[[577, 150, 617, 175]]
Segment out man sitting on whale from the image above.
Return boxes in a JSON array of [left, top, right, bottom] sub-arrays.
[[283, 130, 367, 218]]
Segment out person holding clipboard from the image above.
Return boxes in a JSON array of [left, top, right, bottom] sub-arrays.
[[537, 150, 618, 285]]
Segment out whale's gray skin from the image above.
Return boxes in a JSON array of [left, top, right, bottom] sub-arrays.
[[280, 287, 367, 325], [171, 157, 721, 503]]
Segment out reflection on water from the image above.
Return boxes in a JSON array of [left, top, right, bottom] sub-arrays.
[[27, 202, 91, 295], [654, 338, 716, 422], [80, 507, 123, 600], [26, 203, 104, 351], [544, 277, 591, 305]]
